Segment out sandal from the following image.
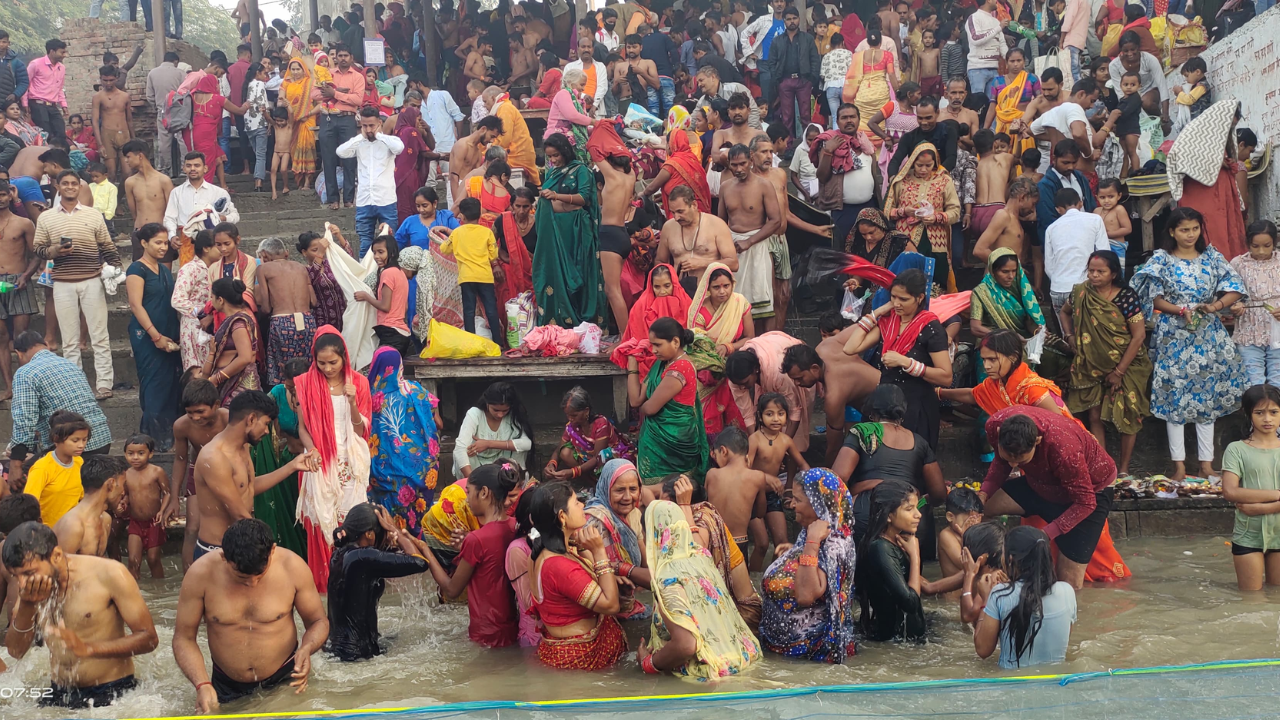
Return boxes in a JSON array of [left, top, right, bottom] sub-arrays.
[[94, 389, 113, 401]]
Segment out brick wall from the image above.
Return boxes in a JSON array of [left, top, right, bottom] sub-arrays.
[[59, 18, 208, 145]]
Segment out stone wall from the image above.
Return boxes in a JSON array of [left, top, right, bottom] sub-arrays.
[[59, 18, 208, 145]]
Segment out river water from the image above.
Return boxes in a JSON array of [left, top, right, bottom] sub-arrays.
[[3, 536, 1280, 719]]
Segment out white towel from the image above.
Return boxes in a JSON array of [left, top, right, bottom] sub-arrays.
[[733, 230, 775, 318], [323, 225, 379, 372]]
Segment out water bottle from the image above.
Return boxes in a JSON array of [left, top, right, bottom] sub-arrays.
[[0, 281, 13, 294]]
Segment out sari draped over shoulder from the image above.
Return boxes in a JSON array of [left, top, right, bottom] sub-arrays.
[[583, 459, 648, 619], [971, 247, 1045, 335], [690, 502, 762, 631], [637, 358, 710, 485], [661, 131, 712, 213], [688, 262, 751, 347], [645, 501, 762, 680], [688, 262, 751, 436], [992, 72, 1037, 159], [210, 309, 262, 407], [625, 264, 693, 344], [393, 106, 432, 223], [494, 210, 534, 312], [367, 347, 441, 538], [884, 143, 961, 266], [971, 362, 1074, 422], [1065, 283, 1152, 435], [283, 56, 319, 175], [533, 160, 605, 327]]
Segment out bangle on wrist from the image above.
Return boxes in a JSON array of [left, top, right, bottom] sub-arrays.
[[799, 553, 819, 566], [641, 653, 659, 674], [195, 681, 213, 692], [962, 591, 972, 597]]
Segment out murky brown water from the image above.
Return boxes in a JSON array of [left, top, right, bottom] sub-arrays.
[[3, 536, 1280, 719]]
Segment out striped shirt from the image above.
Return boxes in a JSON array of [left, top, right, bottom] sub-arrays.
[[8, 349, 112, 455], [33, 201, 120, 282]]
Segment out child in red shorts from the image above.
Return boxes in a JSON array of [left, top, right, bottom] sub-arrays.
[[123, 434, 170, 579]]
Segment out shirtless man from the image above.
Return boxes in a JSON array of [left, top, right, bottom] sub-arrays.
[[596, 151, 637, 336], [623, 35, 659, 110], [719, 144, 781, 333], [254, 237, 317, 386], [448, 116, 503, 210], [943, 78, 981, 150], [8, 146, 51, 211], [974, 176, 1040, 263], [465, 37, 494, 84], [782, 327, 881, 467], [1015, 66, 1065, 172], [231, 0, 267, 40], [92, 65, 133, 182], [0, 180, 38, 400], [4, 521, 159, 709], [509, 35, 538, 91], [877, 0, 901, 50], [52, 455, 127, 557], [193, 390, 316, 562], [163, 379, 228, 570], [969, 128, 1018, 239], [174, 518, 328, 714], [749, 137, 792, 332], [711, 93, 768, 166], [656, 185, 738, 296], [121, 140, 174, 261]]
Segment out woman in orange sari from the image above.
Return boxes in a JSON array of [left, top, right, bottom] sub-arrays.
[[939, 329, 1130, 583], [986, 48, 1039, 163], [465, 162, 512, 229], [640, 130, 712, 213], [282, 55, 320, 190]]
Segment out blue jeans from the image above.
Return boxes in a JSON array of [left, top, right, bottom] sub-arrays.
[[318, 114, 358, 205], [826, 86, 842, 129], [355, 203, 398, 257], [646, 87, 660, 116], [759, 68, 774, 107], [1240, 345, 1280, 388], [121, 0, 154, 29], [1258, 0, 1276, 12], [461, 282, 500, 340], [967, 67, 999, 96], [163, 0, 183, 38], [1068, 46, 1083, 82], [658, 76, 675, 119], [219, 117, 231, 172], [248, 126, 268, 182]]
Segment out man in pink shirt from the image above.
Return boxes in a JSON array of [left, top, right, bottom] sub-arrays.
[[1059, 0, 1090, 82], [225, 44, 254, 176], [26, 39, 69, 144], [311, 43, 366, 210]]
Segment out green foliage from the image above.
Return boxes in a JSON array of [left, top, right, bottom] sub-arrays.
[[0, 0, 240, 58]]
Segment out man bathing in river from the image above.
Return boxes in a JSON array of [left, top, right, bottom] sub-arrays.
[[52, 454, 127, 557], [192, 390, 318, 562], [782, 327, 882, 467], [4, 521, 159, 709], [174, 518, 329, 713], [163, 378, 229, 570]]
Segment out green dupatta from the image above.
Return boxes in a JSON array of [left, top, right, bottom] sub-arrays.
[[250, 426, 307, 558], [636, 358, 710, 486], [971, 247, 1045, 336], [533, 159, 606, 327]]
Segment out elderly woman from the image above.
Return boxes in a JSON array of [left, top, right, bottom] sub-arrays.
[[760, 468, 858, 663], [583, 459, 652, 619], [884, 143, 961, 294], [971, 248, 1044, 343], [544, 68, 595, 149], [637, 500, 762, 678]]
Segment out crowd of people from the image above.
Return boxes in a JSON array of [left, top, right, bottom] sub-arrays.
[[0, 0, 1275, 712]]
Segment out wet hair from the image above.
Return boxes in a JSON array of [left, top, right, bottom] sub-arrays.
[[1242, 384, 1280, 439], [227, 389, 279, 424], [890, 267, 928, 299], [862, 384, 907, 423], [1020, 148, 1041, 168], [371, 234, 400, 287], [962, 521, 1005, 571], [781, 343, 822, 374], [284, 357, 311, 379], [649, 317, 695, 349], [727, 143, 751, 161], [819, 311, 853, 335], [1008, 176, 1039, 201], [980, 328, 1025, 368], [211, 277, 248, 306], [543, 133, 575, 165], [120, 139, 149, 158], [712, 425, 750, 455], [332, 503, 385, 551], [725, 349, 761, 384], [993, 132, 1011, 147], [468, 462, 522, 508], [2, 521, 58, 569], [946, 486, 983, 515], [755, 392, 790, 426], [668, 184, 696, 206], [1164, 206, 1208, 253], [39, 148, 72, 170], [0, 494, 42, 535], [857, 479, 919, 630], [296, 230, 323, 254], [1248, 220, 1278, 244], [1095, 177, 1123, 197], [476, 382, 536, 472], [1087, 250, 1124, 287], [994, 525, 1057, 666], [528, 482, 577, 559], [81, 455, 127, 491], [996, 414, 1040, 456], [476, 115, 504, 133], [50, 411, 91, 443], [182, 378, 219, 409], [458, 197, 482, 221], [1054, 188, 1081, 209], [222, 518, 275, 575], [124, 434, 156, 452]]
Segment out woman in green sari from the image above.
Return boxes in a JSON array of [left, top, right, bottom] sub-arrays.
[[626, 318, 710, 501], [533, 132, 606, 328], [968, 248, 1071, 381], [251, 357, 309, 558]]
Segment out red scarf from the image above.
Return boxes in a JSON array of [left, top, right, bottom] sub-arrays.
[[661, 132, 712, 213], [295, 327, 372, 472], [496, 210, 534, 307], [877, 310, 939, 355], [622, 263, 692, 344]]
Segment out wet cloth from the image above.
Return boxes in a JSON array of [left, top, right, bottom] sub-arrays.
[[421, 482, 480, 551], [584, 459, 647, 619], [637, 357, 710, 485], [210, 310, 262, 407], [367, 347, 440, 537], [690, 501, 762, 631], [533, 553, 629, 669], [734, 231, 775, 319], [1065, 283, 1152, 435], [1224, 441, 1280, 551], [505, 537, 543, 647], [211, 654, 294, 704], [41, 675, 137, 709], [760, 469, 858, 663], [268, 313, 317, 385], [127, 516, 166, 549], [645, 500, 762, 680], [533, 157, 606, 327], [460, 517, 520, 647], [660, 130, 712, 213], [250, 424, 307, 557]]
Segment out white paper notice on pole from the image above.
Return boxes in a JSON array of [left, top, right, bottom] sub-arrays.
[[364, 38, 386, 66]]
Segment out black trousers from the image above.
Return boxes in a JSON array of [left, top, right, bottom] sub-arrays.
[[30, 102, 65, 144], [317, 114, 357, 204], [461, 282, 500, 342]]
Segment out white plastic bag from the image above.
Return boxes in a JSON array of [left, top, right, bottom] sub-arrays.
[[840, 289, 865, 320], [1025, 325, 1047, 365], [474, 313, 493, 341], [573, 321, 602, 354], [505, 292, 536, 348]]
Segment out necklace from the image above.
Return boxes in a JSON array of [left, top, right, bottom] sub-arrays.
[[761, 428, 782, 446], [678, 214, 702, 257]]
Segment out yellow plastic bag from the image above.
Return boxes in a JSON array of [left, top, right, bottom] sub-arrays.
[[1151, 16, 1167, 46], [1100, 24, 1123, 57], [419, 319, 502, 359]]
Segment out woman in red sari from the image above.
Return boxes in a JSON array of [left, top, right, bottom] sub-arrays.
[[641, 131, 712, 213], [185, 73, 247, 185], [465, 162, 512, 228], [393, 106, 432, 223], [493, 186, 535, 317], [611, 264, 693, 377]]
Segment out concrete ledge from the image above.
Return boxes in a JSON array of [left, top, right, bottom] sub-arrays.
[[1107, 498, 1234, 539]]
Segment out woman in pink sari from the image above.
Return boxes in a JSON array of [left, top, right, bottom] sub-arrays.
[[185, 73, 247, 184], [393, 106, 432, 223]]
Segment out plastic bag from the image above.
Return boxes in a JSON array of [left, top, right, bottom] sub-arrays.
[[504, 292, 537, 348], [474, 313, 493, 341], [573, 321, 602, 354], [624, 103, 663, 132], [419, 319, 502, 359], [1025, 325, 1047, 364], [840, 289, 865, 320], [101, 263, 127, 295]]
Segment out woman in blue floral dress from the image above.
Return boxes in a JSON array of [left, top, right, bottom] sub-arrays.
[[366, 347, 442, 537], [1131, 207, 1248, 482]]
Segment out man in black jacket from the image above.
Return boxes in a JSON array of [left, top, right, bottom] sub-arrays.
[[887, 96, 959, 178], [764, 6, 820, 136]]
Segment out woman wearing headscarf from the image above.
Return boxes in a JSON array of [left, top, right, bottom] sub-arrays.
[[614, 264, 693, 374], [883, 143, 961, 294], [392, 107, 432, 223], [689, 262, 754, 357], [583, 459, 652, 619], [843, 208, 914, 297], [533, 133, 606, 328], [366, 347, 441, 538], [640, 129, 713, 214], [296, 327, 373, 591], [186, 72, 246, 185], [760, 468, 858, 663], [1166, 99, 1249, 261], [637, 500, 762, 679], [298, 229, 349, 332], [281, 55, 320, 190]]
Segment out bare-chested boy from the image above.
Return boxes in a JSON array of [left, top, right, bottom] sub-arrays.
[[255, 237, 317, 385], [745, 393, 808, 569], [164, 379, 229, 570], [0, 180, 37, 400], [173, 518, 327, 714], [656, 185, 739, 296], [5, 521, 158, 709], [123, 434, 169, 579], [719, 143, 781, 333], [192, 390, 316, 562], [508, 35, 538, 91], [971, 129, 1018, 238], [597, 151, 637, 336], [122, 140, 174, 261], [53, 455, 127, 558], [624, 35, 659, 105], [974, 176, 1039, 263], [92, 65, 133, 182], [783, 328, 881, 467], [705, 427, 781, 559], [448, 116, 503, 209]]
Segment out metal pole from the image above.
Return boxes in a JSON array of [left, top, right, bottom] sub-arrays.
[[248, 0, 264, 60], [310, 0, 320, 32], [152, 0, 166, 66]]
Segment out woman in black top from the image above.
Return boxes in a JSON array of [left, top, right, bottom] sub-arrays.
[[843, 268, 953, 450], [327, 503, 431, 661], [843, 209, 915, 297]]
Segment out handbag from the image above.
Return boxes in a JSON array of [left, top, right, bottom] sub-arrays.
[[1034, 48, 1074, 94]]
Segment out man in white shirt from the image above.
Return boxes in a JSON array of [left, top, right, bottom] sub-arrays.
[[1028, 77, 1100, 162], [316, 15, 340, 47], [421, 84, 465, 154], [1044, 187, 1109, 317], [337, 107, 405, 256], [597, 8, 621, 51], [565, 35, 609, 118], [965, 0, 1007, 100], [163, 151, 240, 258]]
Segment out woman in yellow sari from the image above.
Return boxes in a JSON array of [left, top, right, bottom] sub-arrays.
[[986, 48, 1039, 164], [883, 143, 961, 293], [282, 54, 320, 190], [635, 500, 762, 680], [688, 263, 754, 434], [842, 28, 898, 138]]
